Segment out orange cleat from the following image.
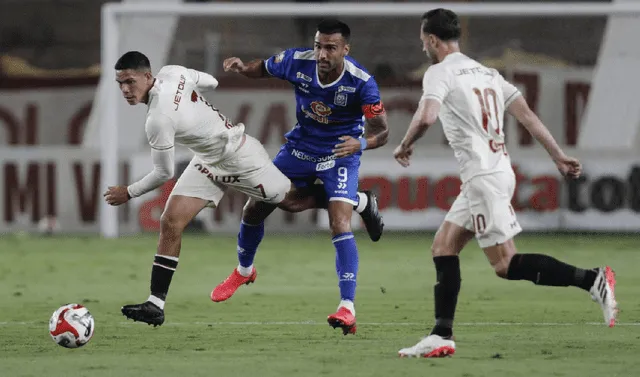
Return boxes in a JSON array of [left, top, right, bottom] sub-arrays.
[[327, 307, 357, 335], [211, 267, 257, 302]]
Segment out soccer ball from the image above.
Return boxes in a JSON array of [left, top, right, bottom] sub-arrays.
[[49, 304, 95, 348]]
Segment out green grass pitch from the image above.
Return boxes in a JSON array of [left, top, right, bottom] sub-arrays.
[[1, 232, 639, 376]]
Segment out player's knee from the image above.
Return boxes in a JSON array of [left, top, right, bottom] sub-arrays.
[[431, 242, 456, 257], [329, 214, 351, 234], [491, 253, 514, 279], [242, 199, 273, 224], [160, 211, 188, 236]]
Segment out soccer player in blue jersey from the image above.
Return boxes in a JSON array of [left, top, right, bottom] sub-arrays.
[[211, 19, 390, 335]]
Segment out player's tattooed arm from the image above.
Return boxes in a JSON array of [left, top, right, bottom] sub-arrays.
[[222, 58, 268, 78], [362, 102, 389, 149]]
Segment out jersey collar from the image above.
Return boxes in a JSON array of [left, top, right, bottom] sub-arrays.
[[315, 60, 347, 89]]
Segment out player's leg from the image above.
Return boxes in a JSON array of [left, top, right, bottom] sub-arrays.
[[398, 194, 474, 358], [122, 156, 224, 325], [321, 159, 361, 335], [473, 173, 618, 327], [211, 138, 311, 302], [308, 183, 384, 242]]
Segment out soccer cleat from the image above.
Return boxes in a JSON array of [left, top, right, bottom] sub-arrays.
[[211, 267, 257, 302], [398, 334, 456, 358], [327, 307, 357, 335], [359, 190, 384, 242], [589, 266, 618, 327], [121, 301, 164, 327]]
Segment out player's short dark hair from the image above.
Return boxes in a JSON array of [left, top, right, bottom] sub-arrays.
[[421, 8, 461, 41], [316, 19, 351, 42], [114, 51, 151, 71]]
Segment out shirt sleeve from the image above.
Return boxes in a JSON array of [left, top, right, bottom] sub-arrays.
[[497, 72, 522, 107], [420, 65, 451, 104], [186, 69, 219, 92], [264, 49, 296, 81], [146, 113, 175, 151], [359, 78, 386, 119], [127, 148, 175, 198]]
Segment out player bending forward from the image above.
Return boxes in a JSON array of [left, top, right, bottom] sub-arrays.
[[212, 19, 389, 335], [103, 51, 323, 326], [394, 9, 618, 357]]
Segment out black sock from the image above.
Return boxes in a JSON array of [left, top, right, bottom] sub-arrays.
[[430, 256, 461, 338], [506, 253, 596, 291], [150, 254, 179, 302]]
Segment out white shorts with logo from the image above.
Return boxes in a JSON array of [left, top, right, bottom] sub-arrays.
[[444, 171, 522, 248], [170, 135, 291, 207]]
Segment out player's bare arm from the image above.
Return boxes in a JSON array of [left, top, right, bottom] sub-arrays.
[[394, 98, 441, 167], [507, 96, 582, 178], [223, 57, 268, 79], [333, 104, 389, 158]]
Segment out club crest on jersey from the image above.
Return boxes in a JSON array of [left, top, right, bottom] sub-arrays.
[[274, 51, 285, 63], [296, 72, 312, 82], [303, 101, 332, 124], [334, 92, 348, 107]]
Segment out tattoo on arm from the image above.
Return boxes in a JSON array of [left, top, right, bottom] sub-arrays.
[[364, 113, 389, 150]]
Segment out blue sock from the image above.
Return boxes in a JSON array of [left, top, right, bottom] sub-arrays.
[[332, 232, 358, 302], [237, 221, 264, 268]]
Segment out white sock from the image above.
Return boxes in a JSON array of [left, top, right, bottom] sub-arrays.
[[147, 295, 165, 310], [338, 300, 355, 316], [237, 264, 254, 277], [355, 192, 368, 213]]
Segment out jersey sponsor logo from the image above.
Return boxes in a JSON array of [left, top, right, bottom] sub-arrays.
[[334, 92, 348, 107], [194, 163, 240, 183], [337, 85, 356, 93], [303, 101, 332, 124], [290, 148, 335, 163], [274, 51, 285, 63], [315, 160, 335, 171], [362, 101, 386, 119], [173, 74, 187, 111], [296, 72, 312, 82]]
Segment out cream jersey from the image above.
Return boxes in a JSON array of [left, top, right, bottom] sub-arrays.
[[422, 52, 521, 182], [128, 65, 244, 199], [146, 65, 245, 166]]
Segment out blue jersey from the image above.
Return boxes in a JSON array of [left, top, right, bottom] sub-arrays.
[[265, 48, 383, 157]]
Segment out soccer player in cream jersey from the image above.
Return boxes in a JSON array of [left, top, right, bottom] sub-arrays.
[[394, 9, 618, 357], [103, 51, 332, 326]]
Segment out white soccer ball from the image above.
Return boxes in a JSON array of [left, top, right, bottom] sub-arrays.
[[49, 304, 95, 348]]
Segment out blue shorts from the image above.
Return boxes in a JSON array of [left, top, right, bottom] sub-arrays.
[[272, 144, 361, 205]]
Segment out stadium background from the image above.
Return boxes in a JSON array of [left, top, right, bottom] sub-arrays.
[[2, 0, 638, 236], [1, 2, 639, 376]]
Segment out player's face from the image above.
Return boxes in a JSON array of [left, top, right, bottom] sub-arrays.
[[420, 28, 438, 63], [115, 69, 153, 105], [314, 32, 349, 74]]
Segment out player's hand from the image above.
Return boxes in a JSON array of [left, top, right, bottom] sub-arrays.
[[554, 155, 582, 179], [103, 186, 130, 206], [223, 57, 246, 73], [393, 144, 413, 167], [333, 136, 361, 158]]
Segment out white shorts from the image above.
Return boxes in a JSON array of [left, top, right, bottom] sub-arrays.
[[444, 172, 522, 248], [170, 135, 291, 207]]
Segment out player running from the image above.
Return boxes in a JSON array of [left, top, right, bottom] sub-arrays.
[[394, 9, 617, 357], [104, 51, 328, 326], [211, 19, 390, 335]]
